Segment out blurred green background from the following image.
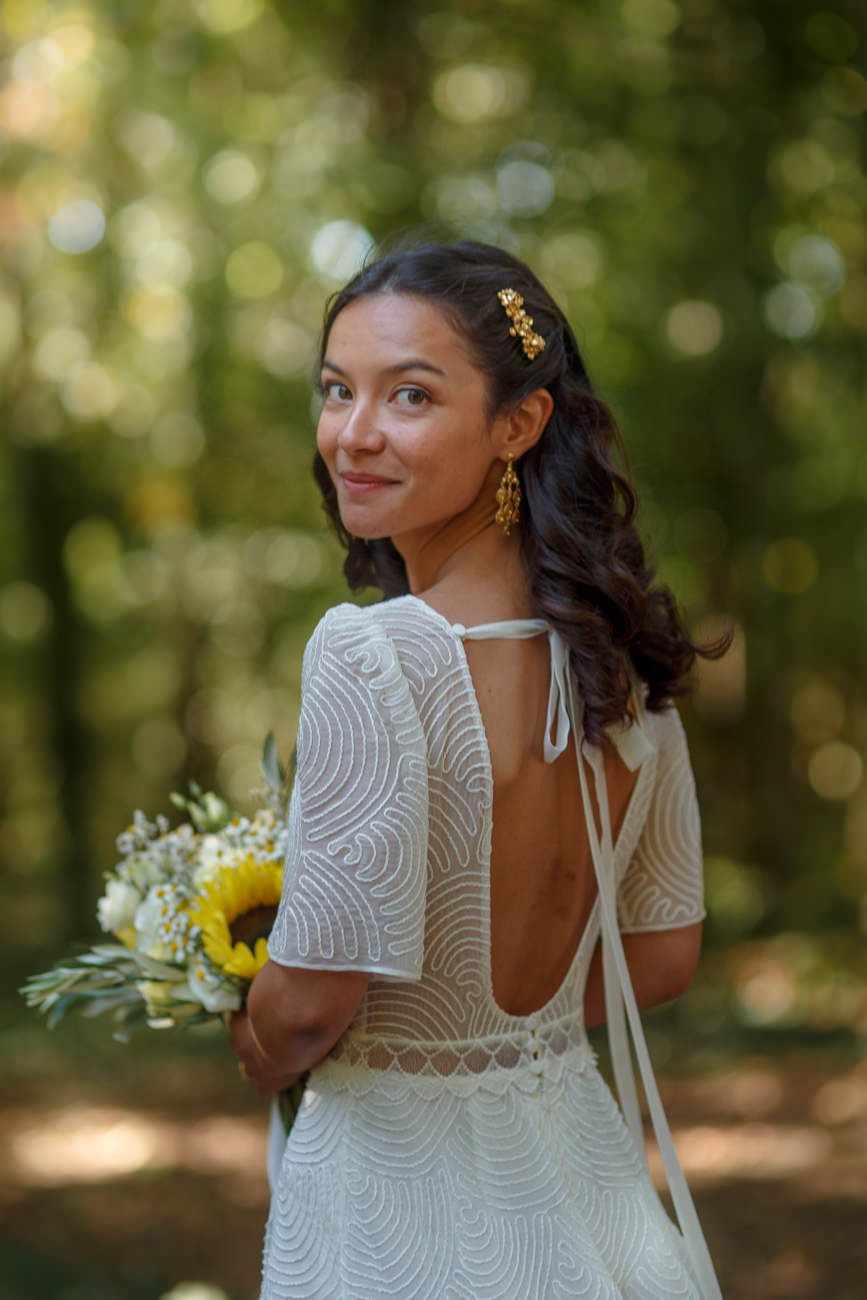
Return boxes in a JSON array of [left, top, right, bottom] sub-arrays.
[[1, 1, 866, 1297]]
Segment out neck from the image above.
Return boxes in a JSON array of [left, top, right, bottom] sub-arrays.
[[392, 460, 522, 597]]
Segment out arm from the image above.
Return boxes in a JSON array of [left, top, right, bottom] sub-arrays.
[[582, 920, 703, 1030], [230, 607, 428, 1094], [582, 705, 706, 1028], [230, 960, 370, 1094], [585, 703, 706, 1033]]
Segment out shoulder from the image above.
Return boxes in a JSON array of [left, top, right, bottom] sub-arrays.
[[305, 598, 428, 646], [641, 702, 697, 795], [305, 600, 375, 651], [303, 602, 393, 677], [301, 602, 421, 722], [643, 700, 690, 749]]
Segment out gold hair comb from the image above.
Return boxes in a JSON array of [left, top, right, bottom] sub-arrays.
[[497, 288, 545, 361]]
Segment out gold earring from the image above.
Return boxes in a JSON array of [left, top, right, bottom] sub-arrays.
[[495, 453, 521, 536]]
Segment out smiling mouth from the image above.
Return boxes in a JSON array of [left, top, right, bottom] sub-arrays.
[[340, 472, 397, 491]]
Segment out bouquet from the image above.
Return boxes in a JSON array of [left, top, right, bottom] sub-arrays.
[[21, 735, 305, 1131]]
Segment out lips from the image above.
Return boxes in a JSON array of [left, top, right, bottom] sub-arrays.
[[340, 471, 396, 484]]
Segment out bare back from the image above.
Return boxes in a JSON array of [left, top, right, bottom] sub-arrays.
[[440, 608, 639, 1016]]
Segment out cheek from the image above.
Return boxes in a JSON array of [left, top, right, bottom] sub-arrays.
[[315, 416, 335, 465]]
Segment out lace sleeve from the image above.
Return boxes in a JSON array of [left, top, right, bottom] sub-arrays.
[[617, 706, 706, 933], [268, 604, 429, 980]]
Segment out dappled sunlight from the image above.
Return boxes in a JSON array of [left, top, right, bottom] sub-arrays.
[[5, 1104, 267, 1194], [643, 1058, 867, 1199], [811, 1068, 867, 1126], [682, 1063, 784, 1117], [725, 935, 867, 1033], [7, 1059, 867, 1203], [160, 1286, 230, 1300], [648, 1121, 833, 1188]]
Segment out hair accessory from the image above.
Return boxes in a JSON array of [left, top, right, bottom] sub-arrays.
[[497, 288, 545, 361], [495, 452, 521, 536]]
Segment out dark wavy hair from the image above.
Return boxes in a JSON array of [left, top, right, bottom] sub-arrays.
[[312, 239, 727, 742]]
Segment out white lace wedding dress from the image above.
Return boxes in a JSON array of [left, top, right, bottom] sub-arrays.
[[262, 595, 721, 1299]]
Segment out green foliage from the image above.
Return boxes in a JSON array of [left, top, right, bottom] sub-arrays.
[[0, 0, 865, 1036], [169, 782, 232, 832], [20, 943, 189, 1038]]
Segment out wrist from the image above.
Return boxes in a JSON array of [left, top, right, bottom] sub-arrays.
[[247, 1006, 281, 1069]]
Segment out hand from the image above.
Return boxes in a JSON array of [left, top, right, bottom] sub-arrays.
[[229, 1007, 302, 1096]]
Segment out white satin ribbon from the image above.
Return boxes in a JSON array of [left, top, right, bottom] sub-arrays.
[[267, 1095, 285, 1192], [458, 615, 722, 1297], [458, 620, 654, 770], [571, 721, 722, 1294]]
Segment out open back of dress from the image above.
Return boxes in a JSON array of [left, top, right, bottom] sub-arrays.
[[458, 615, 640, 1017]]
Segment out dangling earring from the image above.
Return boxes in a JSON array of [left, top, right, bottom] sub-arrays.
[[495, 452, 521, 536]]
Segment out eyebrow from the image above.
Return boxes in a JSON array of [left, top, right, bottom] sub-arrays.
[[321, 357, 447, 378]]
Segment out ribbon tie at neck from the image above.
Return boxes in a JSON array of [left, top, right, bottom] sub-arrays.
[[456, 618, 654, 770], [542, 629, 653, 770]]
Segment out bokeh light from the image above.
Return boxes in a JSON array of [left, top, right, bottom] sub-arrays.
[[309, 220, 374, 282], [0, 582, 51, 642], [225, 241, 284, 299], [496, 160, 555, 217], [193, 0, 264, 35], [432, 63, 530, 124], [203, 148, 261, 204], [761, 537, 819, 593], [808, 742, 864, 802], [666, 300, 724, 356], [47, 198, 105, 253], [777, 233, 846, 296], [124, 286, 192, 340], [763, 282, 818, 338], [790, 680, 846, 745], [61, 361, 121, 419]]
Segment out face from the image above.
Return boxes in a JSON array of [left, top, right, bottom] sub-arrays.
[[316, 293, 506, 546]]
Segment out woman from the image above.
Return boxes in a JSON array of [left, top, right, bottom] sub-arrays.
[[231, 241, 725, 1298]]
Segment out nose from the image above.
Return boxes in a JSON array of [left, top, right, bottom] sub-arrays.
[[336, 398, 386, 455]]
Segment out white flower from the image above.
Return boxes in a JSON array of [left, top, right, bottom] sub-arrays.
[[199, 833, 223, 866], [118, 852, 167, 892], [185, 953, 241, 1013], [192, 834, 226, 889], [97, 880, 142, 935], [134, 885, 177, 960]]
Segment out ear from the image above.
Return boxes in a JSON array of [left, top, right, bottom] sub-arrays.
[[495, 387, 554, 460]]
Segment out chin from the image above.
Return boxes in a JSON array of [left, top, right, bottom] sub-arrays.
[[353, 530, 394, 543], [338, 512, 392, 542]]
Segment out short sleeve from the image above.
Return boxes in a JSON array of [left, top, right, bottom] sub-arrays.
[[268, 604, 429, 980], [617, 706, 706, 933]]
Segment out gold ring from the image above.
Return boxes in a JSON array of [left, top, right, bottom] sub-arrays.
[[238, 1061, 249, 1080]]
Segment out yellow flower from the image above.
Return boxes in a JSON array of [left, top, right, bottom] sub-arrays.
[[189, 854, 282, 981]]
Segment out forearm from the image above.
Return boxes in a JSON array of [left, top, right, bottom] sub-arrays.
[[232, 960, 370, 1092], [247, 971, 349, 1079], [582, 922, 703, 1030]]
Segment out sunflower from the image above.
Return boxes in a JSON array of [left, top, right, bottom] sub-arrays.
[[190, 854, 283, 980]]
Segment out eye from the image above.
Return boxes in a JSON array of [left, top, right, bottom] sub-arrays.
[[322, 380, 352, 402], [394, 386, 430, 408]]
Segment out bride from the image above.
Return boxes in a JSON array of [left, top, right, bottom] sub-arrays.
[[231, 239, 725, 1299]]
